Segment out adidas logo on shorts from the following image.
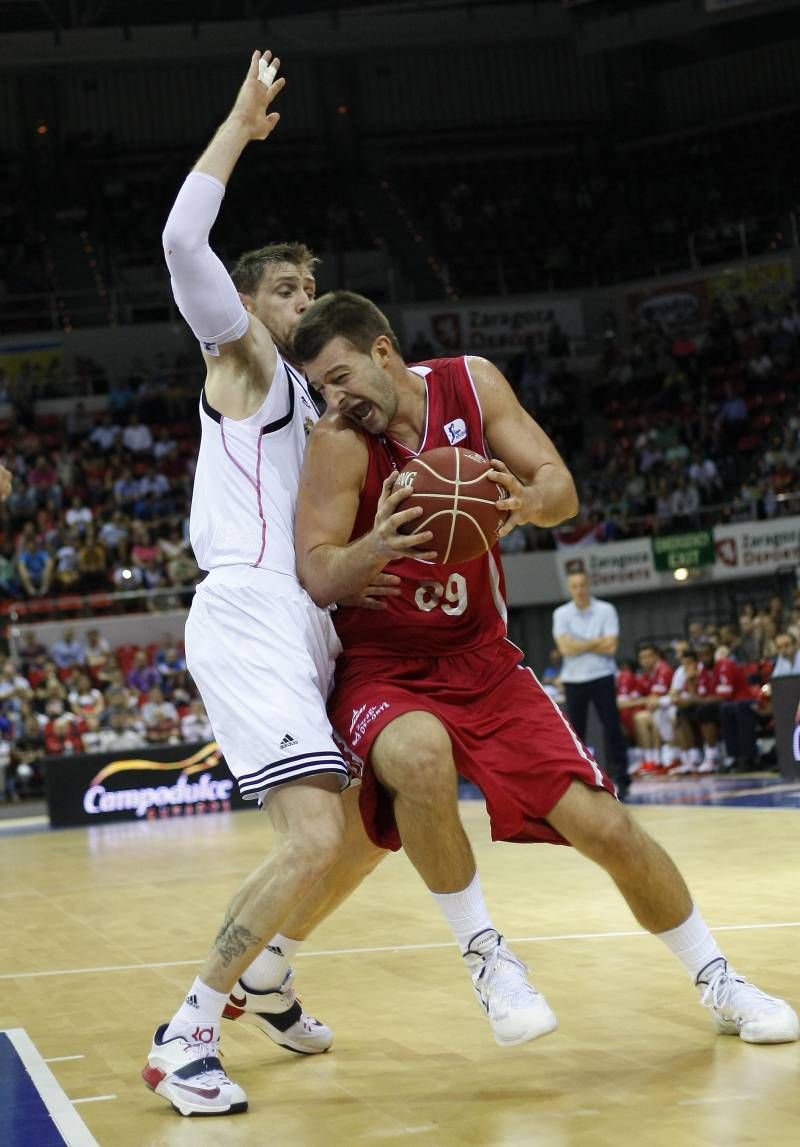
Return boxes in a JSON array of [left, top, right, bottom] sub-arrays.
[[279, 733, 299, 750]]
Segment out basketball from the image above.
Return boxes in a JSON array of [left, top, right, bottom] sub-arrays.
[[396, 446, 508, 564]]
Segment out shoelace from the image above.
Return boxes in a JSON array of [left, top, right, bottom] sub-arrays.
[[700, 968, 778, 1014], [478, 944, 536, 1006]]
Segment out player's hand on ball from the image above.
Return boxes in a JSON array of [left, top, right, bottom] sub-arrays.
[[487, 459, 540, 538], [338, 572, 402, 611], [228, 50, 286, 141], [370, 472, 437, 561]]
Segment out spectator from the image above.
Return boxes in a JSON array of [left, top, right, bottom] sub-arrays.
[[27, 454, 59, 508], [126, 649, 160, 694], [65, 495, 93, 537], [98, 710, 146, 751], [16, 539, 54, 597], [154, 641, 187, 693], [152, 426, 177, 461], [81, 715, 105, 753], [53, 530, 81, 590], [122, 413, 153, 454], [17, 630, 48, 674], [141, 687, 180, 744], [50, 627, 86, 670], [0, 543, 21, 596], [771, 632, 800, 678], [180, 699, 213, 743], [77, 526, 108, 590], [88, 412, 120, 452], [84, 628, 112, 675], [737, 613, 763, 663], [43, 712, 84, 755], [68, 672, 105, 719], [98, 511, 130, 559], [0, 660, 33, 710], [158, 523, 199, 585]]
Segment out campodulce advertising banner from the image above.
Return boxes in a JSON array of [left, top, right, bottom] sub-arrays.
[[45, 741, 248, 828], [401, 297, 583, 362]]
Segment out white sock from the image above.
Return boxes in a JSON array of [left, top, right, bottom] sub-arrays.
[[688, 748, 703, 766], [655, 904, 725, 983], [703, 745, 719, 761], [165, 976, 228, 1042], [431, 871, 495, 953], [242, 933, 300, 991]]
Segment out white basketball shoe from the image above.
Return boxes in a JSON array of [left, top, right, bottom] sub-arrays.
[[223, 968, 333, 1054], [698, 959, 800, 1043], [142, 1023, 247, 1116], [463, 929, 558, 1047]]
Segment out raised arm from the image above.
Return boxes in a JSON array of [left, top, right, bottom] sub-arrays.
[[294, 418, 436, 607], [468, 355, 579, 536], [162, 50, 286, 419]]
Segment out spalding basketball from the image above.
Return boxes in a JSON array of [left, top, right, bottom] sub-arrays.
[[397, 446, 508, 564]]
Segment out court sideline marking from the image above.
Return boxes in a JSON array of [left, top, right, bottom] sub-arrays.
[[1, 1028, 100, 1146], [1, 920, 798, 981]]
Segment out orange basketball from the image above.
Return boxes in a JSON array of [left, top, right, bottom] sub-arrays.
[[397, 446, 508, 564]]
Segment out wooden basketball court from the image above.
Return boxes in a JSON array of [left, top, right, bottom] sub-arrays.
[[2, 800, 799, 1145]]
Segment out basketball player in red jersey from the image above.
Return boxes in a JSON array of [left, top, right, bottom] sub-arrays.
[[292, 290, 799, 1047]]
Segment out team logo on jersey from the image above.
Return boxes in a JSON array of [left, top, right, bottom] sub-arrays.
[[444, 418, 467, 445], [303, 417, 315, 437]]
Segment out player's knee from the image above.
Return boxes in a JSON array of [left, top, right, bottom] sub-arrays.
[[581, 802, 641, 869], [372, 713, 454, 796], [283, 808, 347, 876]]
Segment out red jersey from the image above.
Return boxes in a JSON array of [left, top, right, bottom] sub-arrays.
[[711, 657, 750, 701], [333, 357, 507, 658], [695, 665, 715, 696], [639, 658, 673, 697], [616, 668, 644, 702]]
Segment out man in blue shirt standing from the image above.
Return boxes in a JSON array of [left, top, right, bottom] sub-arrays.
[[553, 570, 629, 798]]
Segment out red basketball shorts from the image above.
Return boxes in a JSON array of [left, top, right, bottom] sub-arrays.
[[328, 639, 616, 851]]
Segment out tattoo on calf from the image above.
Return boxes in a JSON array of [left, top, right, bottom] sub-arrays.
[[214, 914, 262, 967]]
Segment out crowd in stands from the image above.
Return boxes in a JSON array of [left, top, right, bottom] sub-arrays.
[[502, 284, 800, 550], [3, 106, 799, 335], [0, 370, 202, 609], [0, 625, 212, 801], [542, 591, 800, 781], [381, 109, 800, 297]]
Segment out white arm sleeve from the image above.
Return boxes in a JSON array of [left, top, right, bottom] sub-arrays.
[[162, 171, 249, 355]]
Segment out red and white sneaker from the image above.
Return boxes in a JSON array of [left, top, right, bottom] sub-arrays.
[[223, 969, 333, 1054], [142, 1024, 247, 1117], [639, 759, 664, 776]]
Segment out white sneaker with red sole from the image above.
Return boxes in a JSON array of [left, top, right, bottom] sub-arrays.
[[223, 968, 333, 1054], [142, 1023, 247, 1117]]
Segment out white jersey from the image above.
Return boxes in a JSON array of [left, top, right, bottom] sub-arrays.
[[190, 354, 319, 577]]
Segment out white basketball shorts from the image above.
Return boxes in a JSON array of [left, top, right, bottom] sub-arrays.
[[185, 566, 348, 803]]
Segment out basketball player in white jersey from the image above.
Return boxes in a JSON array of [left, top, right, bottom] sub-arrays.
[[141, 51, 394, 1117]]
